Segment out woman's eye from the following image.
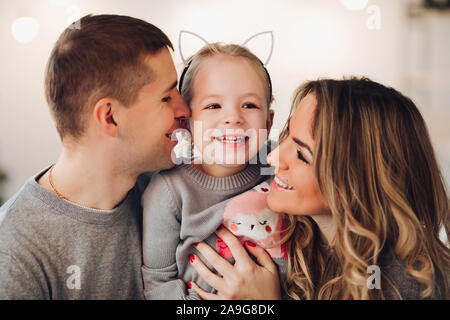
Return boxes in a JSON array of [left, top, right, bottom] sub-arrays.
[[243, 103, 258, 109], [231, 221, 241, 225], [162, 96, 172, 103], [297, 150, 309, 165], [259, 220, 268, 225], [205, 104, 221, 110]]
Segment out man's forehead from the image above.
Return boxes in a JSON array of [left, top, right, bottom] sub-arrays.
[[139, 51, 177, 90], [145, 50, 176, 77], [143, 49, 176, 72]]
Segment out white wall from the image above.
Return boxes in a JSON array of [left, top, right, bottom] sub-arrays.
[[403, 7, 450, 189], [0, 0, 449, 200]]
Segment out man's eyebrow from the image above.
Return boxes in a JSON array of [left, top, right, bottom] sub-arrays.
[[162, 80, 178, 94], [292, 137, 313, 155]]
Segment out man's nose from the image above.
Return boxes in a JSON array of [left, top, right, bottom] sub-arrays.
[[173, 90, 191, 120]]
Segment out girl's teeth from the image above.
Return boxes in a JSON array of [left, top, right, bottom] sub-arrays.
[[275, 176, 294, 190], [215, 136, 246, 143]]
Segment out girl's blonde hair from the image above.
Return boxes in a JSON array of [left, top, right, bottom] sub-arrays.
[[179, 42, 273, 108], [282, 77, 449, 299]]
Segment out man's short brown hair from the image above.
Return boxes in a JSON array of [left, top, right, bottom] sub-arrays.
[[44, 14, 173, 140]]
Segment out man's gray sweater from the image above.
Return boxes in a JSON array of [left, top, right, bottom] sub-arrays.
[[0, 167, 145, 299]]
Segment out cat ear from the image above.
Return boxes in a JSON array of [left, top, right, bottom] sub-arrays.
[[178, 30, 209, 65], [242, 31, 274, 66]]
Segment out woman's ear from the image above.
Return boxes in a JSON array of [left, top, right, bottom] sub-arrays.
[[92, 98, 119, 138]]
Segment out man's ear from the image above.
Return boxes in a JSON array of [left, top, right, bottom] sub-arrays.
[[93, 98, 119, 138], [266, 109, 275, 134]]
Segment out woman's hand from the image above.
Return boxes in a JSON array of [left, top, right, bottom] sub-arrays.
[[189, 226, 281, 300]]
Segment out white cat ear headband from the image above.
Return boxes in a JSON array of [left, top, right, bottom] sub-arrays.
[[177, 30, 274, 100]]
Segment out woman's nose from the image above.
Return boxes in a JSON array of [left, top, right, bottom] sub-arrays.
[[268, 138, 288, 170]]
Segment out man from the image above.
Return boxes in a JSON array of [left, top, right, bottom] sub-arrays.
[[0, 14, 190, 299]]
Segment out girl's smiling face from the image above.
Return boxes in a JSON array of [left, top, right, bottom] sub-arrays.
[[189, 55, 273, 177], [267, 93, 328, 216]]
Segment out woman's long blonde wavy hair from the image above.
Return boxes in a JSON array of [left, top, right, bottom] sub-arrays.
[[281, 77, 449, 299]]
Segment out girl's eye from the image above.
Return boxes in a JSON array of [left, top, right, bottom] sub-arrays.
[[231, 221, 241, 225], [205, 104, 221, 110], [162, 96, 172, 103], [243, 103, 258, 109], [297, 150, 309, 165], [259, 220, 268, 225]]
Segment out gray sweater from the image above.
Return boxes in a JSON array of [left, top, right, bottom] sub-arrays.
[[141, 164, 288, 300], [0, 167, 145, 299]]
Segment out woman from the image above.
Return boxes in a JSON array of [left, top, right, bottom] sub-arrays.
[[190, 77, 449, 299]]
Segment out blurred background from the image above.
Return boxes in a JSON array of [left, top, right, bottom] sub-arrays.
[[0, 0, 449, 204]]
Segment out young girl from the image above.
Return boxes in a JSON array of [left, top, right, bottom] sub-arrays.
[[141, 43, 287, 299]]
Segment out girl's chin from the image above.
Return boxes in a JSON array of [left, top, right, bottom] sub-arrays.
[[200, 163, 248, 171], [195, 163, 248, 178], [216, 163, 248, 168], [204, 153, 251, 166]]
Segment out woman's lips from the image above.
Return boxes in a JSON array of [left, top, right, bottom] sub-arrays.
[[272, 175, 295, 192]]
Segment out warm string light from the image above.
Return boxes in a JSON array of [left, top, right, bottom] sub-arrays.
[[339, 0, 369, 11], [11, 17, 39, 44], [11, 0, 80, 44]]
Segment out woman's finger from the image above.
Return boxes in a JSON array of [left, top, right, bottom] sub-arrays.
[[189, 281, 221, 300], [244, 241, 278, 274], [215, 226, 254, 266], [189, 253, 224, 291], [194, 241, 234, 277]]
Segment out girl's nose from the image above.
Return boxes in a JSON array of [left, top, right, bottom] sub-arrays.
[[223, 108, 244, 125]]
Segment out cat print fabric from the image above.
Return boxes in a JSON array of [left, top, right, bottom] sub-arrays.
[[218, 180, 288, 260]]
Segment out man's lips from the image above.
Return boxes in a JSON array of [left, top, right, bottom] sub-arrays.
[[166, 119, 189, 139], [165, 128, 183, 140]]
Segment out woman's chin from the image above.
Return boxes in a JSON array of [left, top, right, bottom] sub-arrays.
[[267, 191, 303, 216], [266, 192, 286, 213]]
